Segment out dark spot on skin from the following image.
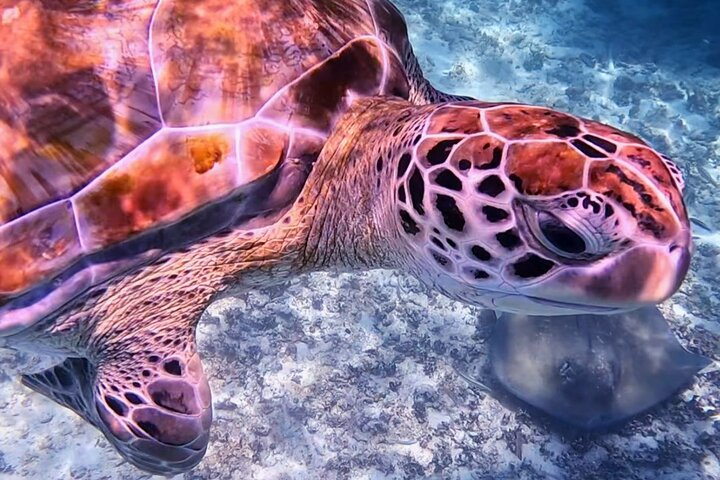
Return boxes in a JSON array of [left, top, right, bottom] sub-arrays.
[[568, 197, 579, 207], [376, 157, 384, 172], [432, 251, 450, 267], [478, 147, 503, 170], [628, 154, 651, 168], [413, 134, 422, 145], [163, 360, 182, 376], [148, 355, 160, 363], [583, 134, 617, 153], [435, 194, 465, 232], [606, 165, 657, 209], [427, 139, 461, 165], [482, 205, 509, 222], [458, 159, 471, 171], [409, 168, 426, 215], [509, 174, 524, 192], [397, 153, 412, 178], [637, 212, 666, 238], [571, 139, 606, 158], [546, 124, 581, 138], [446, 238, 458, 249], [471, 245, 492, 261], [105, 396, 128, 417], [137, 420, 161, 439], [477, 175, 506, 197], [604, 203, 615, 218], [496, 230, 522, 249], [431, 237, 447, 251], [400, 210, 420, 235], [470, 268, 489, 279], [434, 169, 463, 191], [142, 370, 151, 378], [398, 185, 406, 203], [125, 392, 145, 405], [513, 254, 556, 278]]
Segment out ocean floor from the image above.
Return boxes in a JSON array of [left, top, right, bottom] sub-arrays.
[[1, 0, 719, 479]]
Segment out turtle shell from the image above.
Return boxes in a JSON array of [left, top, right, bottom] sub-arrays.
[[0, 0, 411, 335]]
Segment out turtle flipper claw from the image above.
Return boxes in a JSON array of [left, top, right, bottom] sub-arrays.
[[23, 351, 212, 475]]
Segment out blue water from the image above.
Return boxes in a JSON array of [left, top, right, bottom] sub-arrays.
[[0, 1, 717, 479]]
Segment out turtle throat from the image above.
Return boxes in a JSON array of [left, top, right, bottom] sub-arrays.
[[297, 96, 430, 271]]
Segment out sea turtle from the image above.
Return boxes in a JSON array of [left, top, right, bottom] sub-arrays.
[[0, 0, 692, 475]]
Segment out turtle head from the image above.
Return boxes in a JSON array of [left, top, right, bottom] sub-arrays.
[[393, 102, 690, 315]]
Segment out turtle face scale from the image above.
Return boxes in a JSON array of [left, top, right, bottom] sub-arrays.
[[394, 102, 690, 315]]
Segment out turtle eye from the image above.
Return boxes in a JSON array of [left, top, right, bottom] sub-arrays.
[[537, 212, 587, 256]]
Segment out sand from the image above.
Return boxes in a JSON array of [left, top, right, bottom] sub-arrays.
[[0, 0, 718, 478]]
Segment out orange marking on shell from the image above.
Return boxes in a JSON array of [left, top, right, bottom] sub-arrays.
[[187, 135, 230, 174], [616, 145, 687, 224], [505, 142, 586, 195], [485, 106, 580, 141], [582, 119, 644, 144], [427, 106, 484, 135], [589, 161, 678, 240], [74, 128, 240, 250]]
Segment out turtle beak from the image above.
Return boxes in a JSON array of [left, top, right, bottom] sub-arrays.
[[655, 228, 692, 300], [517, 229, 693, 311]]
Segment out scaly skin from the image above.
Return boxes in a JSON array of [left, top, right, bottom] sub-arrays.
[[11, 97, 419, 475], [28, 97, 417, 354]]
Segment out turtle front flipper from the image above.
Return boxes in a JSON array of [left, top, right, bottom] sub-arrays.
[[22, 346, 212, 475]]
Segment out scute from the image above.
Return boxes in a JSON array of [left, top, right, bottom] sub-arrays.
[[151, 0, 377, 126], [74, 126, 243, 251], [0, 0, 162, 222], [0, 201, 81, 295], [0, 0, 412, 335]]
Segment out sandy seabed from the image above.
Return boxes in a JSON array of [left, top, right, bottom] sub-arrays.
[[1, 0, 719, 479]]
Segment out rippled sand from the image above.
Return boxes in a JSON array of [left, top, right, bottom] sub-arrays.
[[1, 1, 718, 478]]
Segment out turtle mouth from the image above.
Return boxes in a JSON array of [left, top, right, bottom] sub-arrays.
[[526, 296, 628, 314]]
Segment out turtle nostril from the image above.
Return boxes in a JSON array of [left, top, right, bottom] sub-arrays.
[[669, 244, 681, 253]]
